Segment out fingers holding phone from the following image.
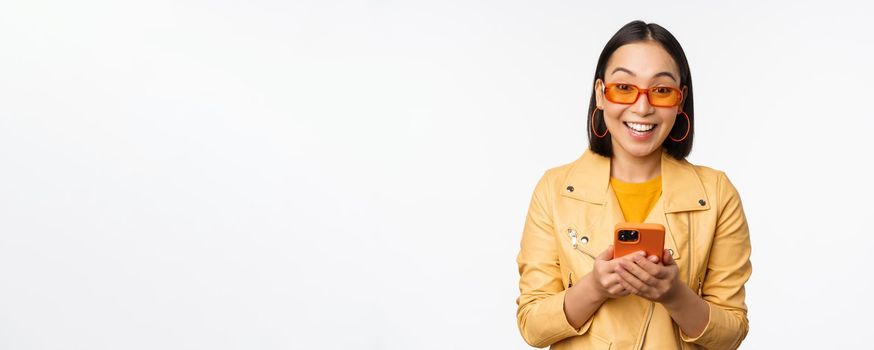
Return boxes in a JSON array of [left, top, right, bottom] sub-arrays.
[[589, 245, 645, 299], [615, 247, 684, 303]]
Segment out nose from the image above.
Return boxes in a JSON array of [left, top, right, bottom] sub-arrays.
[[630, 90, 655, 116]]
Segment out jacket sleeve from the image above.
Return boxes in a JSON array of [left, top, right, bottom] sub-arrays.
[[516, 171, 594, 348], [680, 172, 752, 349]]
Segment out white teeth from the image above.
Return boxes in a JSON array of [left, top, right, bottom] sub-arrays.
[[625, 122, 655, 132]]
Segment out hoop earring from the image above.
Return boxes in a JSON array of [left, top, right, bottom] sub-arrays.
[[591, 108, 608, 138], [670, 111, 691, 142]]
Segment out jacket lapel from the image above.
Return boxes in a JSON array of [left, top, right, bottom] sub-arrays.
[[558, 151, 612, 258], [661, 151, 710, 213]]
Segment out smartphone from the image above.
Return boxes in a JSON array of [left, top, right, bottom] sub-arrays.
[[613, 222, 665, 262]]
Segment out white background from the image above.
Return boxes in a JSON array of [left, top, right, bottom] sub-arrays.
[[1, 1, 872, 349]]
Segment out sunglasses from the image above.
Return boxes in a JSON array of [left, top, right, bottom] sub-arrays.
[[602, 83, 683, 107]]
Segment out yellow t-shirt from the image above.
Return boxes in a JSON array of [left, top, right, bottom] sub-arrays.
[[610, 175, 662, 223]]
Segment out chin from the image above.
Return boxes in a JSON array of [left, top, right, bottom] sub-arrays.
[[617, 142, 661, 158]]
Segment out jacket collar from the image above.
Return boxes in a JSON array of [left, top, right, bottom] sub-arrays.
[[559, 149, 710, 213]]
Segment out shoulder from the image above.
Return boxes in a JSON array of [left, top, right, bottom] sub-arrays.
[[541, 160, 577, 182], [535, 150, 605, 187], [688, 161, 726, 186], [530, 160, 576, 197], [685, 160, 743, 209]]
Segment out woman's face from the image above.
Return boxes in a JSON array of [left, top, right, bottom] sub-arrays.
[[595, 41, 686, 159]]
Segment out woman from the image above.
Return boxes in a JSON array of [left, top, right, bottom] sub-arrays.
[[515, 20, 751, 349]]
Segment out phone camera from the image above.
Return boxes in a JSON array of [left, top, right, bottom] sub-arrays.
[[618, 230, 639, 242]]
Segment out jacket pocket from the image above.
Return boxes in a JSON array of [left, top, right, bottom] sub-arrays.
[[560, 224, 599, 293]]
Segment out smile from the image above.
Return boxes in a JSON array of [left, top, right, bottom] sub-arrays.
[[624, 121, 657, 133]]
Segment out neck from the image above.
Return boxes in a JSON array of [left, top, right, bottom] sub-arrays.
[[610, 147, 662, 183]]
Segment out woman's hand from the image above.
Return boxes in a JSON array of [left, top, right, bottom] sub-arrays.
[[614, 249, 683, 303], [563, 245, 643, 329], [589, 245, 646, 299]]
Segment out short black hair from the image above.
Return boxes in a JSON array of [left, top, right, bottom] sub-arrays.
[[587, 20, 694, 160]]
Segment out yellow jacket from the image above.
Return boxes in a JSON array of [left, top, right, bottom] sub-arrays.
[[516, 149, 752, 349]]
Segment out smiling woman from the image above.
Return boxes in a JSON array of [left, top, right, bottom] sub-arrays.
[[516, 20, 751, 349], [589, 25, 694, 164]]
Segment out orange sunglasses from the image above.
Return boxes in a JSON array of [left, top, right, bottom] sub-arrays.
[[602, 83, 683, 107]]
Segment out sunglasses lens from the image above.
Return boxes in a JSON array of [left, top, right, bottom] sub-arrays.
[[605, 84, 639, 104], [648, 87, 681, 107]]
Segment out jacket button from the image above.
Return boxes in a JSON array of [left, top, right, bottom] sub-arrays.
[[566, 185, 574, 192], [698, 199, 706, 206], [580, 236, 589, 244]]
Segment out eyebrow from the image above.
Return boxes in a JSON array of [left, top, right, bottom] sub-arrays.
[[611, 67, 677, 82]]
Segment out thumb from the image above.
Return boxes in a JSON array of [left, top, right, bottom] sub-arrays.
[[597, 245, 614, 261], [662, 249, 676, 266]]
